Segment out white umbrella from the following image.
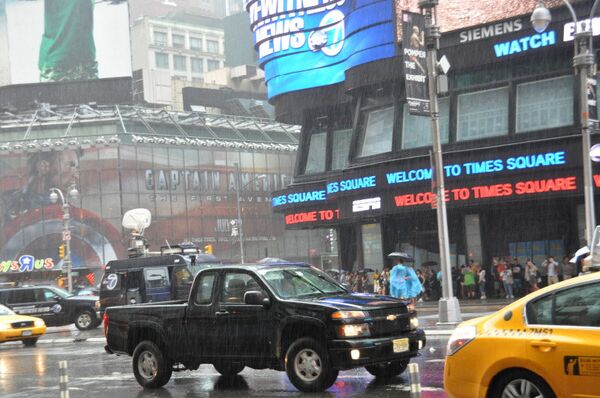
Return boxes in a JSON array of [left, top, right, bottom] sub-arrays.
[[570, 246, 590, 263]]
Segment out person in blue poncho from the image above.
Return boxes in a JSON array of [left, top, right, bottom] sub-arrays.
[[389, 252, 422, 303]]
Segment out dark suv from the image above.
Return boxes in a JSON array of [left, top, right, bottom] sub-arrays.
[[0, 285, 102, 330]]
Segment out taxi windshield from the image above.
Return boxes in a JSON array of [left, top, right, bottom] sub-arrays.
[[0, 304, 15, 316], [259, 267, 347, 299]]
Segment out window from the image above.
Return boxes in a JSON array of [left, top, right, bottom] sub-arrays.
[[190, 36, 202, 50], [7, 289, 35, 304], [191, 57, 203, 74], [516, 76, 574, 133], [357, 106, 395, 157], [194, 272, 216, 305], [331, 129, 352, 170], [207, 39, 219, 54], [39, 289, 60, 302], [154, 31, 167, 46], [144, 267, 169, 289], [221, 272, 262, 303], [155, 52, 169, 69], [207, 59, 220, 71], [172, 33, 185, 48], [526, 282, 600, 327], [402, 97, 450, 149], [457, 87, 509, 141], [303, 132, 327, 174], [173, 55, 187, 72]]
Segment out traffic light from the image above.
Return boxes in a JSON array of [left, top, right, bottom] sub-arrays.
[[203, 244, 213, 255], [58, 244, 65, 259]]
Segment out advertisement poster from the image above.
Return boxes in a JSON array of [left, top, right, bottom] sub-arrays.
[[0, 0, 131, 84], [402, 11, 430, 116]]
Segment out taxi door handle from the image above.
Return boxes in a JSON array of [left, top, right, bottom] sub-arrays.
[[530, 340, 556, 349]]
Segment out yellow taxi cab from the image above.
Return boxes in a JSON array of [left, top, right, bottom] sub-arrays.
[[444, 271, 600, 398], [0, 303, 46, 346]]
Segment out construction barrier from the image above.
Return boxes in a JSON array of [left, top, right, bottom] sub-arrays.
[[408, 362, 422, 398], [59, 361, 69, 398]]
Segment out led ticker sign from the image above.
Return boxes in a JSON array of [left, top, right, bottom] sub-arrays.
[[246, 0, 397, 99], [493, 30, 557, 58], [285, 208, 340, 226], [326, 175, 376, 194], [394, 176, 577, 208], [273, 189, 327, 206]]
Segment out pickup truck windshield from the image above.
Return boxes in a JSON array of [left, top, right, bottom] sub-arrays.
[[259, 268, 346, 298]]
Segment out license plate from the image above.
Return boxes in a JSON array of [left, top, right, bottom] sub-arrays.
[[21, 330, 32, 336], [393, 338, 409, 353]]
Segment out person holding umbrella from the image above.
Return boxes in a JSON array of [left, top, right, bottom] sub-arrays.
[[388, 252, 422, 304]]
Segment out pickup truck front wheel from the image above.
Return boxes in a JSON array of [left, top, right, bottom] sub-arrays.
[[365, 359, 409, 378], [132, 340, 172, 389], [285, 337, 338, 392]]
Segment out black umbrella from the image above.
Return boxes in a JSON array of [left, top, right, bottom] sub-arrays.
[[387, 252, 414, 262]]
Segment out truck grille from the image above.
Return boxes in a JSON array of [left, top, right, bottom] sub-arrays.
[[11, 321, 34, 329], [369, 307, 411, 337]]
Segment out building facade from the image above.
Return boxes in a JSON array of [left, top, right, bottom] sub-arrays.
[[0, 105, 336, 286], [249, 0, 600, 273], [131, 12, 226, 109]]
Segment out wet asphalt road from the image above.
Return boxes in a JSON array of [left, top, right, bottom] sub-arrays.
[[0, 303, 508, 397]]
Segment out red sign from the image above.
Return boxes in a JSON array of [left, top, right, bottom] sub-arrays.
[[395, 176, 577, 208], [285, 209, 340, 226]]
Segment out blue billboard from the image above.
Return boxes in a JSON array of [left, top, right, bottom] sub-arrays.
[[246, 0, 397, 99]]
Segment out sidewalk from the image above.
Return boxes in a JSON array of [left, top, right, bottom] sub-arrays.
[[416, 298, 513, 309]]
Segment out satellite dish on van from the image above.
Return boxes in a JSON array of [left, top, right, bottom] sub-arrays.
[[122, 208, 152, 233]]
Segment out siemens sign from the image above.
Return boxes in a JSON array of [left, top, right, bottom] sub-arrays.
[[493, 30, 556, 58], [245, 0, 396, 99]]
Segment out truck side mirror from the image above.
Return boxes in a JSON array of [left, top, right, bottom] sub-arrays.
[[244, 291, 270, 307]]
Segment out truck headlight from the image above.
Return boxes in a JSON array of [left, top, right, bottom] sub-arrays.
[[337, 323, 370, 338], [410, 316, 419, 329], [331, 311, 367, 320], [446, 325, 477, 356], [34, 319, 45, 327]]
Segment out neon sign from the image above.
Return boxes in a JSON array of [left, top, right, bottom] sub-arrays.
[[285, 209, 340, 225], [394, 176, 577, 208], [386, 151, 566, 185], [1, 256, 55, 273], [493, 30, 556, 58]]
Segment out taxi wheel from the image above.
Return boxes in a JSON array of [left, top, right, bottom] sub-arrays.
[[213, 362, 245, 376], [132, 340, 172, 389], [491, 370, 555, 398], [365, 359, 409, 378], [285, 337, 339, 392], [22, 338, 39, 347]]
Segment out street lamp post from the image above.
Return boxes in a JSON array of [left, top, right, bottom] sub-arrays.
[[419, 0, 462, 324], [234, 163, 266, 263], [532, 1, 599, 245], [50, 186, 79, 293]]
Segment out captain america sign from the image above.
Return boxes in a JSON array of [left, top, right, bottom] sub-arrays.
[[246, 0, 397, 99]]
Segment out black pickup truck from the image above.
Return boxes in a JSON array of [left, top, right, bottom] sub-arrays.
[[104, 263, 426, 392]]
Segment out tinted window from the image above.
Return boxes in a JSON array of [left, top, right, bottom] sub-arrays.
[[7, 289, 36, 304], [144, 268, 169, 289], [221, 272, 263, 304], [527, 282, 600, 327], [194, 272, 216, 305]]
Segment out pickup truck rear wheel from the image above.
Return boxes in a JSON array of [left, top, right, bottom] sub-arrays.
[[365, 359, 409, 378], [132, 340, 172, 389], [213, 362, 245, 376], [285, 337, 338, 392]]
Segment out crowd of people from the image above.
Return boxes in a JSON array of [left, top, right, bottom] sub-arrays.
[[336, 253, 580, 302]]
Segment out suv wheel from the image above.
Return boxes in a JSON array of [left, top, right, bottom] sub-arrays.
[[213, 362, 245, 376], [74, 309, 96, 331], [365, 359, 409, 378], [285, 337, 338, 392], [22, 338, 39, 347], [491, 370, 555, 398], [132, 340, 172, 388]]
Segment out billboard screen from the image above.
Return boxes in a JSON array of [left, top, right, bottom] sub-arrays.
[[1, 0, 131, 85], [246, 0, 397, 99]]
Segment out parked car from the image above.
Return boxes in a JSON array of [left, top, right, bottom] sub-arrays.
[[0, 286, 101, 331], [0, 303, 46, 346], [104, 263, 426, 392], [444, 271, 600, 398]]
